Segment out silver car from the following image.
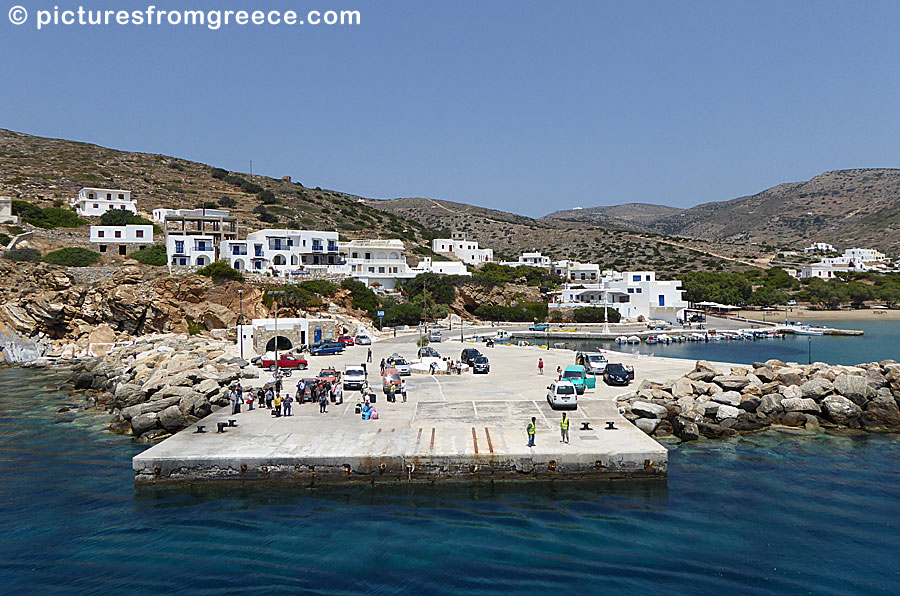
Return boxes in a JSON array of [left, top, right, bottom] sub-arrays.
[[388, 354, 411, 376]]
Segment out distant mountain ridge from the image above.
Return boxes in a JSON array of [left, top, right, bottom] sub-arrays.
[[542, 169, 900, 252]]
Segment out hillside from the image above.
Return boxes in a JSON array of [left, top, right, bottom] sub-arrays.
[[543, 203, 685, 233], [542, 169, 900, 253], [0, 128, 757, 275]]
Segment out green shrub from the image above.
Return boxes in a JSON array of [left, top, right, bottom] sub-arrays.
[[258, 212, 278, 224], [257, 190, 278, 204], [197, 260, 244, 281], [196, 201, 219, 210], [3, 248, 41, 262], [298, 279, 338, 297], [129, 244, 167, 266], [0, 233, 10, 246], [43, 247, 100, 267], [474, 301, 548, 322], [218, 196, 236, 207], [340, 278, 380, 316], [211, 167, 228, 180], [241, 181, 263, 194], [11, 201, 87, 229], [573, 307, 621, 323], [99, 210, 152, 226], [5, 225, 24, 236]]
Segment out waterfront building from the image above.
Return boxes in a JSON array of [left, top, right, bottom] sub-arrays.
[[71, 188, 137, 217], [432, 234, 493, 265], [801, 247, 890, 278], [553, 260, 601, 282], [238, 317, 340, 358], [339, 239, 418, 290], [153, 207, 230, 223], [163, 209, 238, 269], [550, 270, 688, 323], [89, 225, 153, 256], [221, 229, 341, 274]]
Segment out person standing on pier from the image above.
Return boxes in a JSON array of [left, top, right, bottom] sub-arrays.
[[527, 417, 536, 447], [367, 348, 372, 363], [560, 413, 569, 444], [556, 365, 562, 381], [283, 392, 293, 416], [400, 379, 407, 403], [273, 393, 282, 417], [265, 387, 273, 409], [380, 358, 386, 374], [318, 389, 328, 413], [538, 358, 544, 375], [296, 379, 306, 404]]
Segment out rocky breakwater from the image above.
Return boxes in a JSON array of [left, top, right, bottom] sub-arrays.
[[68, 334, 256, 443], [619, 359, 900, 442]]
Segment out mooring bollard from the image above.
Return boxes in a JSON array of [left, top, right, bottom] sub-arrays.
[[228, 419, 237, 427], [580, 422, 592, 431], [605, 421, 617, 430], [194, 425, 206, 433]]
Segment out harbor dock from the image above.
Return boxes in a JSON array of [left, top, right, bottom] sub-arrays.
[[133, 333, 685, 485]]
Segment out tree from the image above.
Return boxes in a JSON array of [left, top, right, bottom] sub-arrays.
[[44, 247, 100, 267], [99, 210, 152, 226], [129, 244, 166, 266], [197, 260, 243, 281]]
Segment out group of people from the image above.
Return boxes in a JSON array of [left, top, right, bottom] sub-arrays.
[[294, 377, 343, 414], [526, 412, 570, 446]]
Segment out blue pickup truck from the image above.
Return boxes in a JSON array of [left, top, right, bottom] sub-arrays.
[[529, 323, 549, 331], [309, 342, 344, 356]]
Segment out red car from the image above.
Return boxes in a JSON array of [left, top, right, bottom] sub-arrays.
[[260, 354, 308, 372], [337, 335, 355, 346]]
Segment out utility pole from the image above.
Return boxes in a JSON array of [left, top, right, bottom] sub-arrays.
[[238, 289, 244, 362], [267, 290, 285, 377], [808, 337, 812, 365]]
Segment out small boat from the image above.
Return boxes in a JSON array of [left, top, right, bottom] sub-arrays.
[[740, 330, 756, 340], [645, 336, 658, 345], [791, 325, 824, 336], [657, 333, 671, 344], [615, 336, 628, 344], [626, 335, 641, 344], [671, 334, 685, 343]]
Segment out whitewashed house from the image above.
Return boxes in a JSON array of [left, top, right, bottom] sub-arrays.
[[412, 257, 471, 277], [804, 242, 836, 253], [166, 235, 218, 268], [339, 239, 418, 290], [550, 270, 688, 323], [500, 252, 552, 269], [432, 236, 493, 265], [553, 260, 601, 282], [221, 229, 341, 274], [0, 196, 19, 224], [163, 209, 238, 269], [71, 188, 137, 217], [153, 207, 230, 222], [90, 225, 153, 256]]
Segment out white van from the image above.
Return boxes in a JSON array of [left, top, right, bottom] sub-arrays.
[[546, 380, 578, 410], [429, 330, 442, 343], [343, 365, 367, 390]]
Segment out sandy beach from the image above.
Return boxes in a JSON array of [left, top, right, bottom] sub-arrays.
[[736, 308, 900, 323]]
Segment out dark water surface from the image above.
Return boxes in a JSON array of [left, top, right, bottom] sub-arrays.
[[567, 320, 900, 366], [2, 368, 900, 595]]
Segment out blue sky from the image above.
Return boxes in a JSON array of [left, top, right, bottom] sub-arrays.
[[2, 0, 899, 216]]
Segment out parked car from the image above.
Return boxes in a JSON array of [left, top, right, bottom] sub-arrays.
[[309, 342, 344, 356], [429, 330, 442, 343], [387, 354, 411, 376], [337, 335, 355, 346], [317, 367, 341, 384], [418, 346, 440, 359], [460, 348, 482, 366], [604, 363, 632, 386], [355, 334, 372, 345], [575, 351, 608, 374], [529, 323, 549, 331], [343, 365, 367, 390], [786, 300, 797, 307], [382, 369, 402, 393], [562, 365, 595, 394], [546, 380, 578, 410], [260, 353, 308, 372], [471, 355, 490, 374]]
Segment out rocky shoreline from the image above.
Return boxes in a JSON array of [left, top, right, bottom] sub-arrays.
[[61, 334, 251, 442], [620, 359, 900, 441]]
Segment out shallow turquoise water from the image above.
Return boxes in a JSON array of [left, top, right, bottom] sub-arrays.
[[2, 368, 900, 594], [569, 320, 900, 365]]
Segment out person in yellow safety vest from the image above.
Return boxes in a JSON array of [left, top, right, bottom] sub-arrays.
[[560, 413, 569, 444], [526, 416, 536, 447]]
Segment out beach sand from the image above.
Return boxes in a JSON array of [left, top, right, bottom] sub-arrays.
[[736, 308, 900, 322]]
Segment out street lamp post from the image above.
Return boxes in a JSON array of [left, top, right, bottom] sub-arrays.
[[808, 336, 812, 365], [237, 289, 244, 361], [267, 290, 285, 378]]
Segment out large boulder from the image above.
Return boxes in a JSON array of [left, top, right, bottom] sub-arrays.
[[822, 395, 862, 427], [671, 377, 695, 399], [631, 401, 668, 419], [861, 396, 900, 429], [712, 375, 751, 391], [196, 378, 221, 397], [800, 377, 833, 401], [672, 416, 700, 441], [698, 401, 721, 418], [696, 420, 737, 438], [716, 404, 742, 421], [781, 385, 802, 400], [635, 418, 661, 435], [780, 411, 808, 427], [711, 391, 741, 407], [753, 367, 778, 383], [695, 360, 723, 376], [738, 397, 760, 413], [781, 397, 820, 413], [159, 404, 187, 433], [131, 412, 159, 435], [833, 374, 874, 406], [774, 368, 805, 386]]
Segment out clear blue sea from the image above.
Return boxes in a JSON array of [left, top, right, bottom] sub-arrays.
[[569, 320, 900, 366], [2, 368, 900, 595]]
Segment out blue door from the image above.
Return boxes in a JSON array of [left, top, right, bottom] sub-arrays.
[[659, 295, 665, 307], [314, 326, 322, 344]]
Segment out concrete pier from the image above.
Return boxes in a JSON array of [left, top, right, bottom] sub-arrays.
[[133, 330, 685, 485]]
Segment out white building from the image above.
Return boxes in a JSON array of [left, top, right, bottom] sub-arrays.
[[800, 263, 841, 279], [550, 270, 688, 323], [553, 260, 601, 282], [432, 237, 493, 265], [412, 257, 471, 277], [500, 252, 552, 269], [221, 229, 341, 274], [166, 235, 218, 268], [237, 317, 339, 358], [339, 239, 418, 290], [153, 207, 230, 223], [0, 196, 19, 225], [71, 188, 137, 217], [89, 225, 153, 256], [801, 247, 890, 279], [804, 242, 835, 253], [163, 209, 238, 270]]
